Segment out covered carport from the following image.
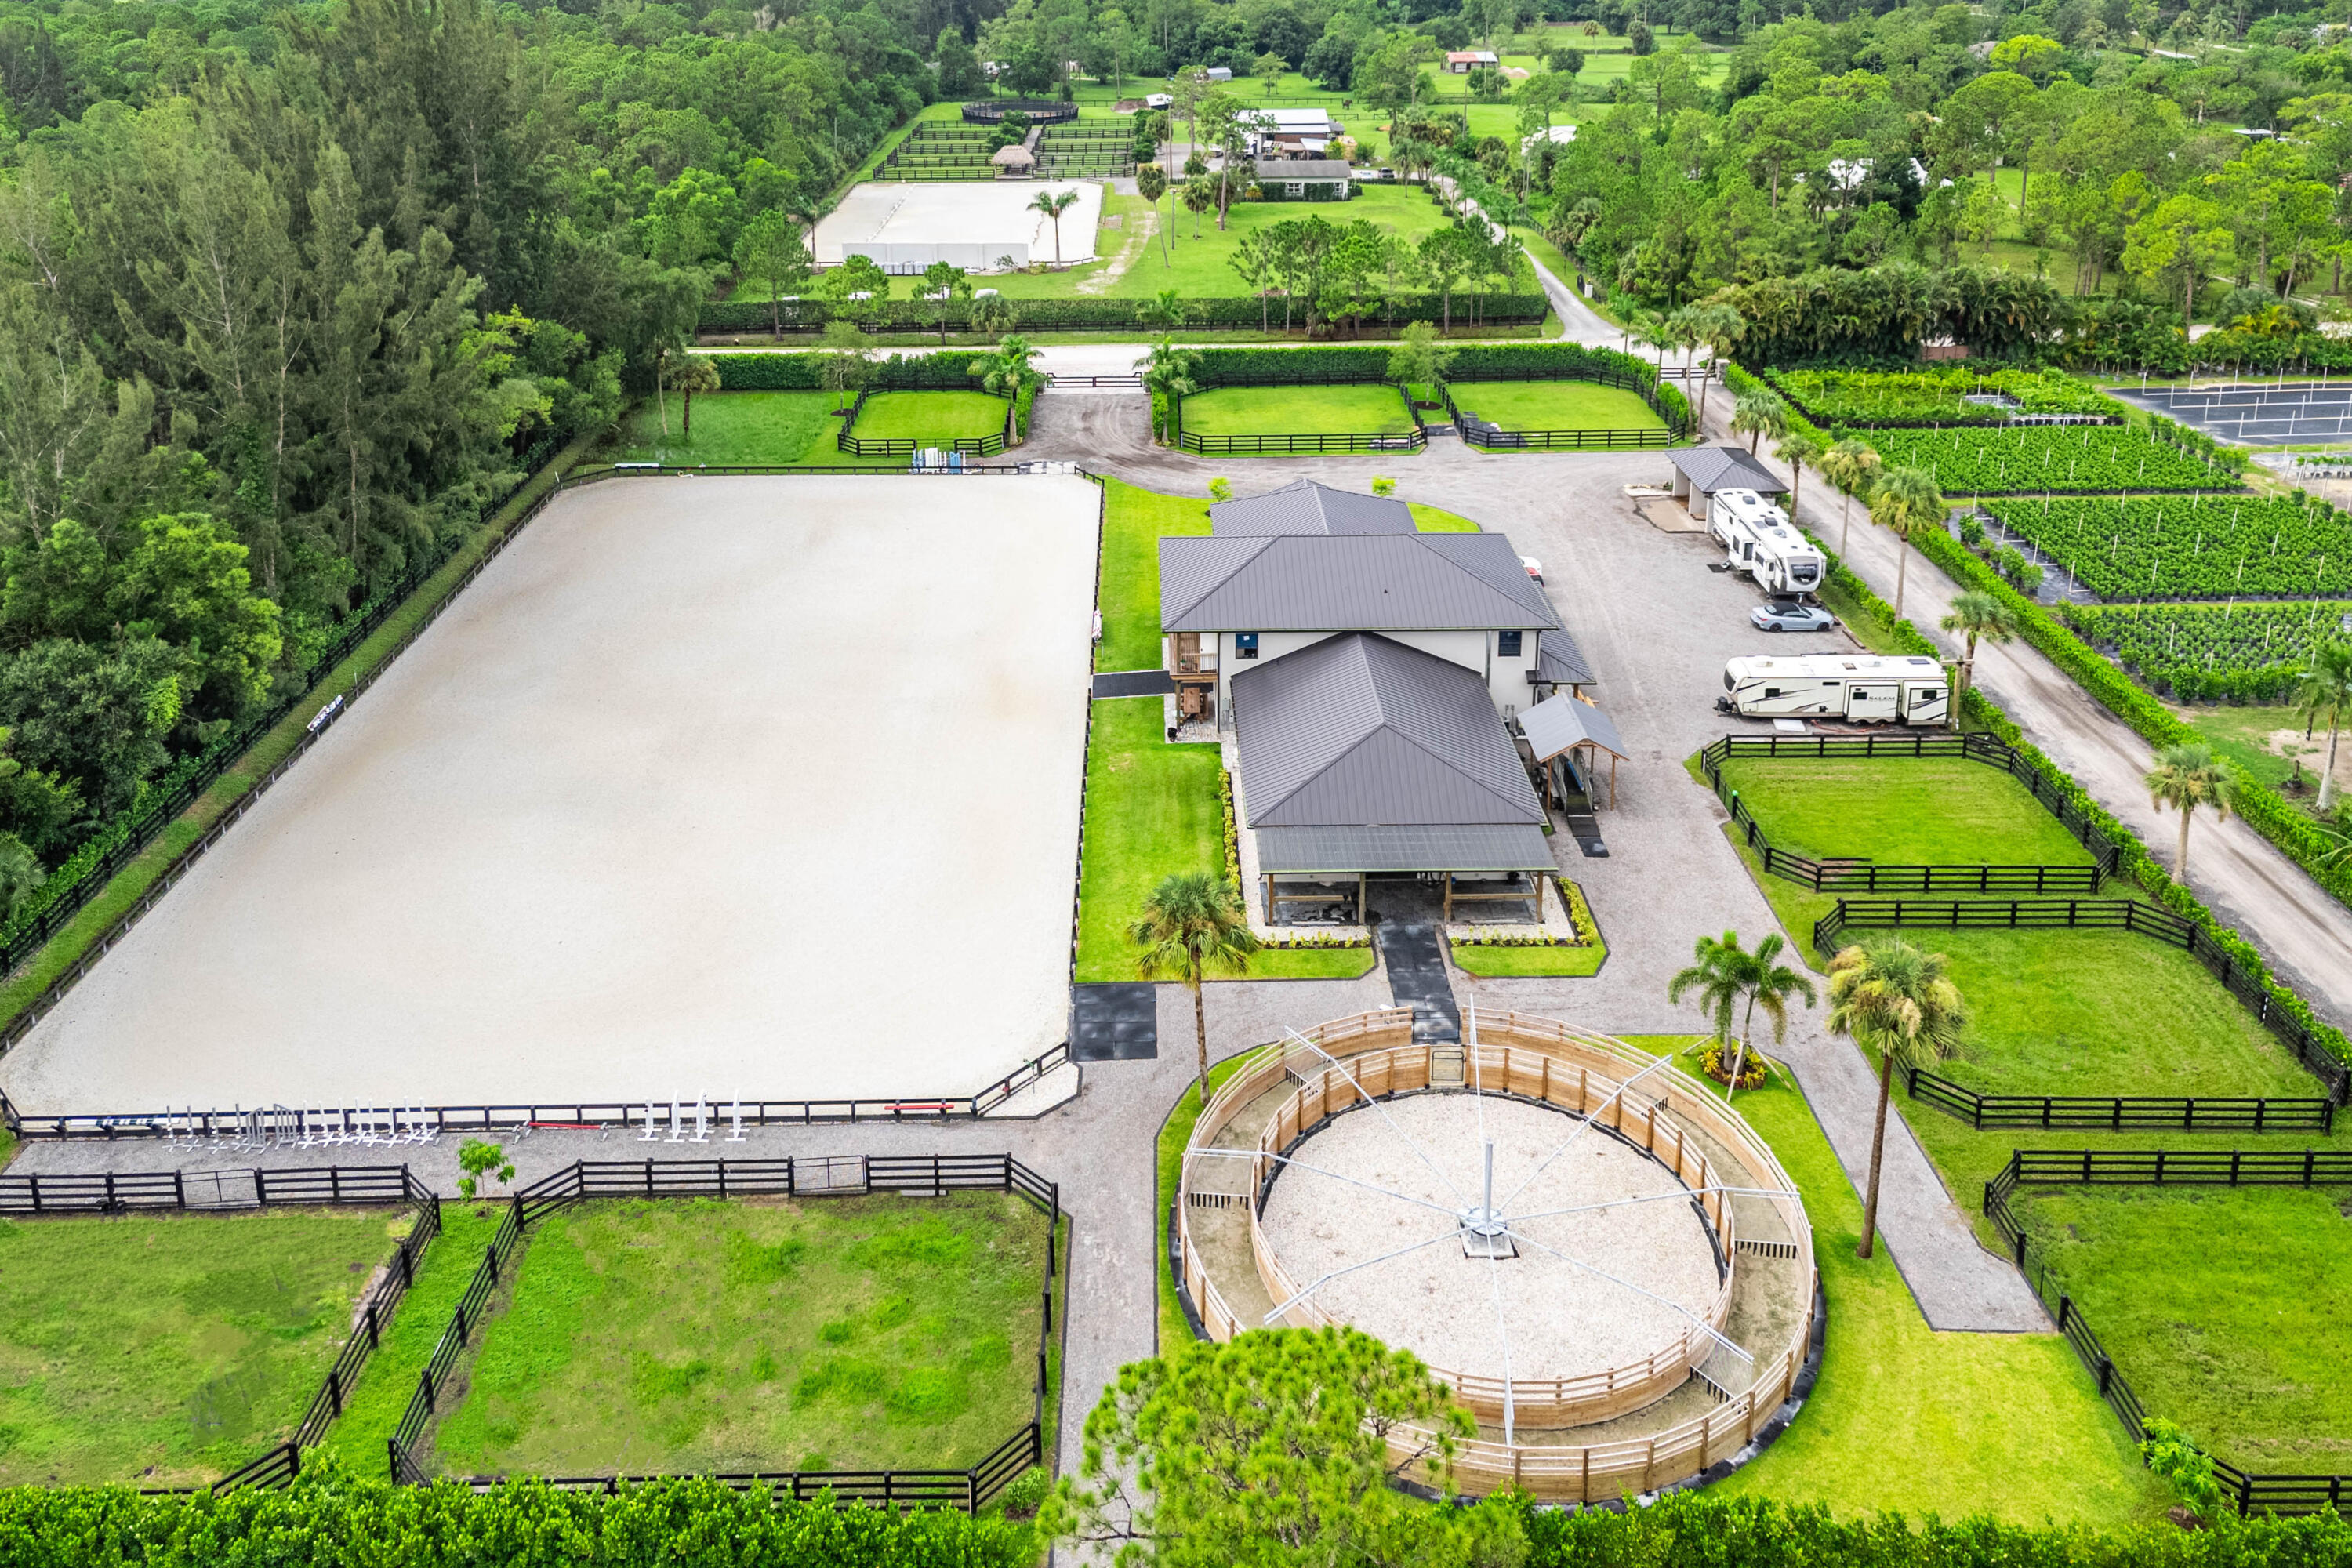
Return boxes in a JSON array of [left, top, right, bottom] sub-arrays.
[[1256, 824, 1562, 926], [1520, 691, 1629, 811]]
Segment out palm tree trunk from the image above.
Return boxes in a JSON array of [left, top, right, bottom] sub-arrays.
[[1839, 492, 1852, 557], [2321, 724, 2341, 811], [1192, 977, 1210, 1106], [1893, 529, 1910, 622], [2176, 803, 2193, 884], [1857, 1050, 1895, 1260], [1728, 994, 1758, 1101]]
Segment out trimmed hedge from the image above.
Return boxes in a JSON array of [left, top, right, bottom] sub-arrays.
[[710, 350, 994, 391], [699, 293, 1548, 335], [1190, 343, 1691, 429], [1731, 358, 2352, 1073]]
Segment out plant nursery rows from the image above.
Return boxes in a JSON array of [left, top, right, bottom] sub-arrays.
[[2062, 600, 2352, 702], [1850, 425, 2238, 493], [1983, 495, 2352, 601]]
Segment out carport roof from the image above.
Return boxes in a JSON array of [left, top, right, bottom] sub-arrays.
[[1536, 626, 1596, 687], [1670, 446, 1788, 496], [1210, 479, 1414, 536], [1257, 823, 1555, 873], [1232, 632, 1544, 829], [1519, 692, 1629, 763], [1161, 532, 1559, 632]]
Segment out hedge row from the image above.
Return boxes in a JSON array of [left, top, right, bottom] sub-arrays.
[[710, 350, 995, 391], [1730, 358, 2352, 1071], [699, 293, 1548, 334], [1189, 343, 1692, 427], [9, 1475, 2350, 1566]]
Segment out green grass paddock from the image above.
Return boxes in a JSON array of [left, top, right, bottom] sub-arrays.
[[1711, 757, 2096, 869], [1098, 479, 1210, 671], [605, 390, 841, 466], [0, 1208, 401, 1487], [1179, 385, 1415, 438], [421, 1193, 1051, 1478], [850, 390, 1008, 444], [1446, 380, 1665, 433], [2009, 1181, 2352, 1475], [319, 1206, 504, 1475]]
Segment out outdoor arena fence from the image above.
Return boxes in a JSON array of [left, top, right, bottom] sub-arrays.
[[388, 1153, 1058, 1511], [1905, 1066, 2334, 1133], [833, 383, 1011, 458], [1815, 898, 2350, 1105], [3, 1165, 448, 1498], [0, 1043, 1073, 1144], [1699, 731, 2125, 893], [1984, 1149, 2351, 1516], [1440, 367, 1690, 450], [960, 99, 1082, 124], [0, 433, 564, 993]]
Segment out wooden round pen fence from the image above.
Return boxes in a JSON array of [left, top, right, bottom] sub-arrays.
[[1176, 1010, 1817, 1501]]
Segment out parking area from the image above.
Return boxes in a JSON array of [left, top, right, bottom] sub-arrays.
[[0, 474, 1100, 1115]]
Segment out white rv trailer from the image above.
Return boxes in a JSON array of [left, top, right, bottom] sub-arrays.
[[1719, 654, 1949, 725], [1709, 489, 1825, 597]]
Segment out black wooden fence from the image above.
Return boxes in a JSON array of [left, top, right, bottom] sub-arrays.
[[1699, 731, 2122, 895], [1906, 1067, 2334, 1133], [1174, 370, 1428, 456], [1984, 1149, 2350, 1516], [1442, 365, 1690, 450], [388, 1153, 1059, 1511], [833, 383, 1011, 458], [1, 1164, 445, 1497], [1817, 898, 2350, 1104]]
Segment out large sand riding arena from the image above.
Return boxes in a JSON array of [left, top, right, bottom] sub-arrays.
[[1257, 1094, 1722, 1385], [815, 180, 1104, 271], [0, 474, 1100, 1113]]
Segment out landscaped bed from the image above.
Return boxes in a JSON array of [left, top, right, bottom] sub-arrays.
[[849, 390, 1008, 444], [1445, 380, 1665, 434], [0, 1207, 404, 1486], [1178, 385, 1416, 439], [415, 1193, 1051, 1479], [2004, 1181, 2352, 1476], [1711, 757, 2098, 869]]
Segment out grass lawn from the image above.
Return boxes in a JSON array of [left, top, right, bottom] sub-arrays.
[[1154, 1055, 1257, 1352], [1408, 502, 1479, 532], [1446, 380, 1665, 434], [423, 1193, 1051, 1477], [1709, 757, 2098, 869], [604, 390, 841, 467], [0, 1208, 402, 1486], [319, 1206, 503, 1475], [1181, 384, 1415, 437], [1447, 941, 1604, 976], [1098, 478, 1210, 671], [851, 390, 1008, 443], [2009, 1182, 2352, 1475], [2179, 701, 2337, 793]]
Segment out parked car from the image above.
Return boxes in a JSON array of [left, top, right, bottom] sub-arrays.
[[1750, 600, 1837, 633], [1519, 555, 1544, 585]]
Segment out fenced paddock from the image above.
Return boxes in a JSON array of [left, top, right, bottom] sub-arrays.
[[1175, 381, 1426, 456], [390, 1154, 1058, 1512], [1443, 371, 1685, 452], [0, 476, 1099, 1116]]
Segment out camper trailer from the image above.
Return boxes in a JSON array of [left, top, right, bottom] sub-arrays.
[[1719, 655, 1949, 725], [1709, 489, 1825, 597]]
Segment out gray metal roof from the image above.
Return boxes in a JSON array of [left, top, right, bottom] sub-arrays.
[[1257, 158, 1352, 180], [1256, 823, 1557, 873], [1535, 626, 1596, 688], [1669, 446, 1788, 495], [1210, 480, 1414, 537], [1161, 532, 1559, 633], [1519, 692, 1630, 763], [1232, 633, 1544, 829]]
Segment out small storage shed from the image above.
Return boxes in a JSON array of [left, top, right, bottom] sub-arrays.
[[1519, 692, 1629, 810], [1255, 158, 1352, 201], [991, 143, 1036, 177], [1666, 446, 1788, 525]]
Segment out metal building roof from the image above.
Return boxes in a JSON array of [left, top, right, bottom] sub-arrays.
[[1535, 626, 1596, 688], [1161, 532, 1559, 633], [1669, 446, 1788, 495], [1255, 158, 1352, 180], [1519, 693, 1630, 763], [1256, 823, 1556, 873], [1210, 479, 1415, 537], [1232, 633, 1545, 829]]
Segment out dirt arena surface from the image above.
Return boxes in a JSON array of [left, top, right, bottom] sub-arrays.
[[0, 474, 1099, 1112]]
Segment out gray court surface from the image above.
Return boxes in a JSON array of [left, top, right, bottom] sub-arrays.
[[0, 474, 1100, 1113], [2113, 379, 2352, 445]]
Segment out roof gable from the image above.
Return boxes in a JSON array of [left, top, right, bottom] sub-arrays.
[[1160, 532, 1559, 632], [1210, 479, 1415, 537]]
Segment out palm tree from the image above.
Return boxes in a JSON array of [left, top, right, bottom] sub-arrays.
[[1730, 389, 1788, 455], [1135, 163, 1171, 265], [977, 334, 1046, 444], [1690, 304, 1746, 427], [1940, 591, 2019, 728], [673, 353, 722, 440], [969, 292, 1018, 339], [1134, 335, 1202, 442], [1028, 187, 1083, 266], [2146, 742, 2236, 884], [1773, 433, 1823, 521], [2292, 641, 2352, 812], [1867, 465, 1945, 622], [1827, 938, 1966, 1261], [1132, 871, 1260, 1106], [1624, 306, 1670, 377], [1821, 438, 1882, 558], [1668, 931, 1817, 1100]]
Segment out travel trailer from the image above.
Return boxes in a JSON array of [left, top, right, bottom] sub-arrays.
[[1709, 489, 1825, 597], [1718, 655, 1950, 724]]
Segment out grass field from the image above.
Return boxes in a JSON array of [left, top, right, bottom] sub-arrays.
[[1710, 757, 2097, 869], [851, 390, 1008, 443], [0, 1208, 400, 1486], [1446, 940, 1604, 976], [604, 390, 842, 467], [1181, 384, 1415, 437], [2009, 1182, 2352, 1475], [1446, 380, 1665, 434], [423, 1194, 1050, 1477], [1098, 479, 1211, 672], [320, 1207, 503, 1474]]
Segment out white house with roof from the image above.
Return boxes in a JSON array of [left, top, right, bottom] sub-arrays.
[[1445, 49, 1500, 71]]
